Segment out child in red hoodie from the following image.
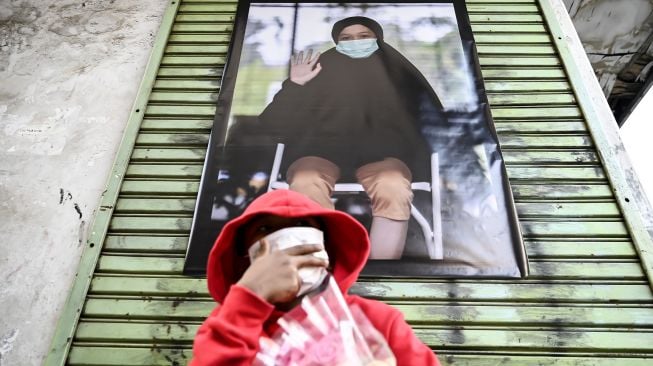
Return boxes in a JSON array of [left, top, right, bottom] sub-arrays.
[[190, 189, 441, 365]]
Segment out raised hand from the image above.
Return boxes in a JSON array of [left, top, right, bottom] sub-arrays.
[[236, 240, 328, 304], [289, 49, 322, 86]]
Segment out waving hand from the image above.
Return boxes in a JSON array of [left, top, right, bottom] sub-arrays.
[[289, 49, 322, 86]]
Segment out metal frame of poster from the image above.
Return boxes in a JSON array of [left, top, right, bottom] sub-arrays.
[[184, 0, 528, 278]]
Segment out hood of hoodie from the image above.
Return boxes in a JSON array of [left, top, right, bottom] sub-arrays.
[[206, 189, 370, 303]]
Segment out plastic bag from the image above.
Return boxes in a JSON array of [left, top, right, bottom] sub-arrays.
[[254, 276, 396, 366]]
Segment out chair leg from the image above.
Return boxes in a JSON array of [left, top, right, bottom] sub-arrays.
[[369, 217, 408, 260], [430, 153, 443, 259], [410, 204, 438, 259], [267, 143, 285, 191]]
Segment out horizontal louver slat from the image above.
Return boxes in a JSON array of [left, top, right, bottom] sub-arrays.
[[67, 347, 653, 366]]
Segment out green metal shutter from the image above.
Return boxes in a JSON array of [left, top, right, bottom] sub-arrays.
[[45, 0, 653, 365]]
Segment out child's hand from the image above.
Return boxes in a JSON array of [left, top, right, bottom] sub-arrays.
[[237, 239, 328, 304]]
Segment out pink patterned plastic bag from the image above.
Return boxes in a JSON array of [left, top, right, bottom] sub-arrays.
[[254, 276, 396, 366]]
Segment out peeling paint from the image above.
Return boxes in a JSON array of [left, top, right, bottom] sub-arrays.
[[570, 0, 653, 54], [0, 329, 19, 365], [563, 0, 653, 103]]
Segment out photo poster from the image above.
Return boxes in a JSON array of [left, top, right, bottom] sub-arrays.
[[184, 0, 528, 277]]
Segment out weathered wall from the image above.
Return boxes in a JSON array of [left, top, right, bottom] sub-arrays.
[[0, 1, 167, 364], [563, 0, 653, 95]]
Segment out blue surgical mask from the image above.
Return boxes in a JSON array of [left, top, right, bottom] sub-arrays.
[[336, 38, 379, 59]]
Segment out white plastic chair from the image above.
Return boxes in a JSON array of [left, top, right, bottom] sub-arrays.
[[267, 143, 443, 259]]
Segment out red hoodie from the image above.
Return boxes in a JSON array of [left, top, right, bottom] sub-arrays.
[[190, 189, 440, 365]]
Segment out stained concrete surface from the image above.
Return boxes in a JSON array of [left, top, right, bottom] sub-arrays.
[[0, 1, 168, 364], [563, 0, 653, 96]]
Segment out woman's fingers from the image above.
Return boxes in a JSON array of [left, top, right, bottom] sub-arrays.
[[308, 51, 320, 67], [308, 63, 322, 78], [291, 49, 320, 65], [291, 51, 303, 65]]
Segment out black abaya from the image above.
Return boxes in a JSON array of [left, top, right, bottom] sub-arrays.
[[256, 43, 446, 180]]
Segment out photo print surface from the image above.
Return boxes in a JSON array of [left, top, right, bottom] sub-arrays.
[[185, 0, 527, 277]]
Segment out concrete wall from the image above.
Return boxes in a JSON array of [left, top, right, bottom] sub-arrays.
[[562, 0, 653, 95], [0, 1, 168, 364]]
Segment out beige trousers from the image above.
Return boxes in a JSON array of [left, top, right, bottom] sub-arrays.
[[286, 156, 413, 220]]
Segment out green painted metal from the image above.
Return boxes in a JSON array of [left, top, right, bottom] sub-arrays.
[[167, 32, 556, 44], [70, 321, 653, 351], [148, 90, 575, 104], [114, 198, 618, 217], [170, 22, 549, 34], [538, 0, 653, 289], [95, 254, 642, 278], [64, 348, 653, 366], [136, 119, 590, 133], [126, 149, 605, 164], [81, 297, 653, 327], [89, 276, 651, 299], [157, 66, 568, 81], [150, 79, 573, 92], [130, 132, 593, 148], [105, 215, 630, 237], [477, 56, 560, 66], [131, 131, 594, 147], [128, 149, 606, 170], [101, 236, 639, 258], [122, 160, 610, 178], [118, 177, 612, 196], [42, 1, 182, 365]]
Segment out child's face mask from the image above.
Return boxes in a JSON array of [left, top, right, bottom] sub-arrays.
[[248, 226, 329, 297], [336, 38, 379, 58]]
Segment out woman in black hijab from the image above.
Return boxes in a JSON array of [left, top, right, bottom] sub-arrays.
[[258, 16, 446, 259]]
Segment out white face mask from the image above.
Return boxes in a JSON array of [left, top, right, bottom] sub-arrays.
[[248, 226, 329, 297], [335, 38, 379, 58]]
